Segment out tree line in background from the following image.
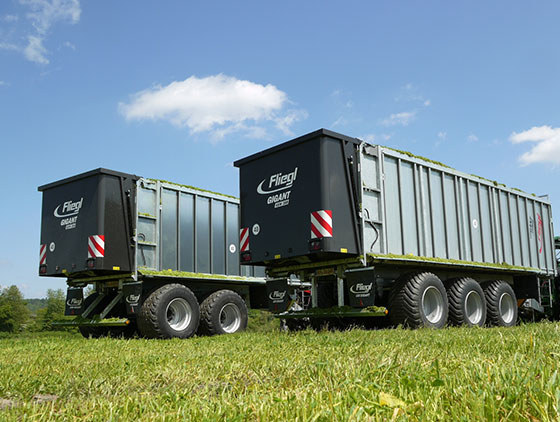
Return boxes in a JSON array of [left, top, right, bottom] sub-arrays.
[[0, 285, 72, 333]]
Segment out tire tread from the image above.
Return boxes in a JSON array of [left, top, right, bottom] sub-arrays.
[[137, 283, 197, 339], [447, 277, 486, 326], [199, 290, 247, 336], [484, 280, 517, 327], [389, 272, 447, 328]]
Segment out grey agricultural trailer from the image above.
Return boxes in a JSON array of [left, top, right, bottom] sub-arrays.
[[38, 169, 267, 339], [234, 129, 560, 329]]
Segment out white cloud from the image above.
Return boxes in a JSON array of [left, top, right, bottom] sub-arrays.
[[3, 14, 19, 22], [0, 0, 80, 64], [509, 125, 560, 165], [331, 116, 348, 127], [275, 109, 308, 134], [394, 83, 416, 102], [63, 41, 75, 50], [24, 35, 48, 64], [361, 134, 376, 143], [0, 42, 19, 51], [120, 74, 307, 140], [467, 134, 479, 142], [359, 133, 393, 144], [22, 0, 80, 34], [380, 111, 417, 127], [435, 131, 447, 147], [395, 84, 430, 108]]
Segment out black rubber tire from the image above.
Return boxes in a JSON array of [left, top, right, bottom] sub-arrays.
[[137, 284, 200, 339], [389, 272, 448, 328], [484, 280, 518, 327], [199, 290, 248, 336], [447, 277, 487, 327]]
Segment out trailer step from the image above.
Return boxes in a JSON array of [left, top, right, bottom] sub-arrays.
[[52, 317, 131, 327], [277, 306, 388, 319]]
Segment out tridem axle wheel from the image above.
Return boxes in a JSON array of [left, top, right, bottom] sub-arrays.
[[138, 284, 200, 339], [447, 277, 486, 327], [389, 272, 448, 328], [199, 290, 248, 336], [484, 280, 518, 327]]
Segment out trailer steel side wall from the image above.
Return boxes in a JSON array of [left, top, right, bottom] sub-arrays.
[[136, 179, 265, 278], [361, 145, 556, 275]]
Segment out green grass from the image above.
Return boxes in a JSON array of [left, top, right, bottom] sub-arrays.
[[1, 322, 560, 421]]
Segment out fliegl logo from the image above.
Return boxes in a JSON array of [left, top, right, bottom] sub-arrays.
[[126, 294, 141, 304], [257, 167, 298, 209], [269, 290, 286, 303], [66, 298, 83, 308], [54, 198, 84, 230], [350, 283, 373, 298]]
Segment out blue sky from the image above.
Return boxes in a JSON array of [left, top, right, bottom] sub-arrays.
[[1, 1, 559, 298]]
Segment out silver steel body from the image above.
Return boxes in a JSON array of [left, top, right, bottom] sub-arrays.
[[359, 144, 556, 276], [135, 179, 265, 279]]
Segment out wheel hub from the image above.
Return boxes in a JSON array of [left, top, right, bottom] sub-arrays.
[[219, 303, 242, 333], [166, 297, 192, 331], [498, 292, 515, 324], [465, 290, 483, 325], [422, 286, 444, 324]]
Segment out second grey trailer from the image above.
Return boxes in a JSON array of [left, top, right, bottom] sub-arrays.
[[235, 129, 558, 328], [38, 168, 266, 339]]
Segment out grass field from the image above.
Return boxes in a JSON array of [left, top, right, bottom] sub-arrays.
[[1, 320, 560, 421]]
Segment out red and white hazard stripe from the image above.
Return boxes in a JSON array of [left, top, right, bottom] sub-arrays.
[[88, 235, 105, 258], [240, 228, 249, 252], [40, 244, 46, 265], [311, 210, 333, 239]]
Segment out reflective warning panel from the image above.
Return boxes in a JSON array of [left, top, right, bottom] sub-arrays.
[[311, 210, 333, 239]]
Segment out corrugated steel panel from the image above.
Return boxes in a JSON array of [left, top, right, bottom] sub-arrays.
[[360, 145, 556, 276], [136, 179, 265, 278]]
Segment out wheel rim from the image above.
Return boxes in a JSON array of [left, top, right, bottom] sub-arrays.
[[465, 290, 483, 325], [422, 286, 444, 324], [219, 303, 242, 333], [498, 292, 515, 324], [166, 298, 192, 331]]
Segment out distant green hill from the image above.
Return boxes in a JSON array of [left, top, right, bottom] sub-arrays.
[[25, 298, 48, 314]]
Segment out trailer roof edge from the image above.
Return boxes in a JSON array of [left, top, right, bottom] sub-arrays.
[[38, 168, 141, 191], [233, 128, 361, 167]]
